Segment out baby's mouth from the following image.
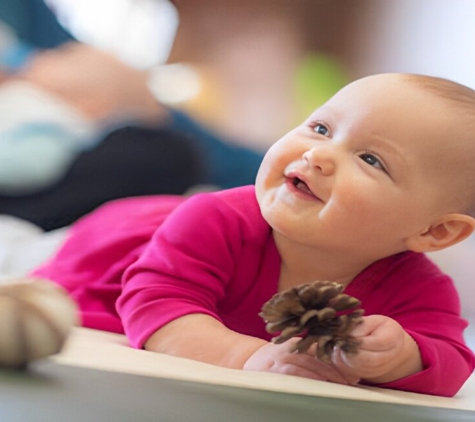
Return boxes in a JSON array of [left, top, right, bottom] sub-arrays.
[[292, 177, 313, 195], [285, 171, 323, 201]]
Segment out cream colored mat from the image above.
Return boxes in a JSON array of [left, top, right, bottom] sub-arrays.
[[50, 327, 475, 411]]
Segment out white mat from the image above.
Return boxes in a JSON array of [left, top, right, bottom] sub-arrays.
[[51, 328, 475, 411]]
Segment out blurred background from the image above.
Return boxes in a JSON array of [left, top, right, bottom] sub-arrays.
[[0, 0, 475, 346], [39, 0, 475, 150]]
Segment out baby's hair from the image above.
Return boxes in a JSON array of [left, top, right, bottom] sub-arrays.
[[401, 74, 475, 218], [402, 73, 475, 116]]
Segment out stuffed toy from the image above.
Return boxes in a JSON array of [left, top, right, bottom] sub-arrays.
[[0, 278, 77, 368]]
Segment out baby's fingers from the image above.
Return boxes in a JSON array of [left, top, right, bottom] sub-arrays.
[[353, 317, 404, 352], [275, 362, 328, 382], [263, 344, 351, 384], [350, 315, 387, 337], [329, 349, 361, 384]]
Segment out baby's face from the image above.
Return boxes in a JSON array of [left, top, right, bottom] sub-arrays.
[[256, 74, 472, 260]]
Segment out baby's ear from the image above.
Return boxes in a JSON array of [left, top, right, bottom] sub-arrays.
[[405, 213, 475, 253]]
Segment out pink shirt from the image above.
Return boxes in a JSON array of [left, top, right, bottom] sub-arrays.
[[33, 186, 475, 396]]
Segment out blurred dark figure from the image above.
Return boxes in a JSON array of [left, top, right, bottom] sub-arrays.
[[0, 126, 206, 231]]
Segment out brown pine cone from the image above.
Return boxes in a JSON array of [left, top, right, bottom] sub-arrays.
[[259, 280, 364, 363]]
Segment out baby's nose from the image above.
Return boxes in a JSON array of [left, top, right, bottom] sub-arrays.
[[302, 146, 336, 176]]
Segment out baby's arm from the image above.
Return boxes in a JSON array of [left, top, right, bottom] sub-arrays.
[[145, 313, 352, 384], [144, 313, 267, 369]]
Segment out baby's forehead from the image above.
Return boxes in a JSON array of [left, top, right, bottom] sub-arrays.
[[311, 74, 475, 135], [346, 76, 473, 123]]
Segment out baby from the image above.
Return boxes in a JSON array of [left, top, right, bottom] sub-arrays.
[[33, 73, 475, 397]]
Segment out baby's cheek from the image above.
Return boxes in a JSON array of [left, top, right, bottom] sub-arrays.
[[325, 191, 375, 225], [337, 188, 398, 228]]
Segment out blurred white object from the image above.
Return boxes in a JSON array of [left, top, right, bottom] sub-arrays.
[[429, 237, 475, 351], [148, 63, 201, 104], [354, 0, 475, 89], [0, 216, 67, 281], [0, 81, 95, 139], [0, 81, 97, 193], [45, 0, 179, 68]]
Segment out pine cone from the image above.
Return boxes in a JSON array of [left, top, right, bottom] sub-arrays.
[[259, 280, 364, 363]]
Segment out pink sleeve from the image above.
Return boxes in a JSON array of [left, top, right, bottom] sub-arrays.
[[375, 330, 474, 397], [31, 195, 185, 334], [364, 265, 475, 397], [116, 193, 244, 348]]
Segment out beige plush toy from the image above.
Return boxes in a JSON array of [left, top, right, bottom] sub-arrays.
[[0, 278, 77, 368]]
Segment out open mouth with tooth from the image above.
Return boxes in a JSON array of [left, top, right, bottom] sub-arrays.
[[292, 177, 313, 195]]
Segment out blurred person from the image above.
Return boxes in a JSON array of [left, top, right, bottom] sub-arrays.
[[0, 40, 262, 230], [0, 41, 176, 194]]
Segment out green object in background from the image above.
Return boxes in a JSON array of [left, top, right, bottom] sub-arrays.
[[294, 54, 348, 123]]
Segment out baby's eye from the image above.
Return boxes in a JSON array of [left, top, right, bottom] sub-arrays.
[[359, 153, 385, 171], [313, 123, 329, 136]]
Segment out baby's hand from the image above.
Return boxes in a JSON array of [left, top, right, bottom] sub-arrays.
[[243, 338, 359, 385], [332, 315, 422, 383]]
